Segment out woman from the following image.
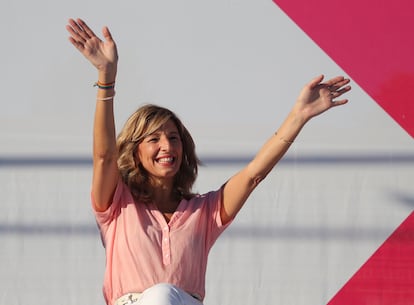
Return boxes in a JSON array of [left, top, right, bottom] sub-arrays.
[[66, 18, 351, 305]]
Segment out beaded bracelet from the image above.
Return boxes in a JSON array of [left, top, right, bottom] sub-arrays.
[[94, 81, 115, 90]]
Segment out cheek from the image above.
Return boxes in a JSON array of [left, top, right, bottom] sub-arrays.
[[138, 144, 155, 158], [176, 144, 184, 159], [136, 148, 150, 165]]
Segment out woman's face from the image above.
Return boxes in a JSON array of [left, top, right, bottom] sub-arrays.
[[137, 119, 183, 183]]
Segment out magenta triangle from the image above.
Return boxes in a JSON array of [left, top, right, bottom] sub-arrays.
[[273, 0, 414, 137], [327, 212, 414, 304]]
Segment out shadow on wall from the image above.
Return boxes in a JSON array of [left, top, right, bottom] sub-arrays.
[[1, 153, 414, 167], [389, 190, 414, 209], [0, 222, 396, 242]]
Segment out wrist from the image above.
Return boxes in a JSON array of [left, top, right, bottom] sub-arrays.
[[288, 106, 309, 127], [98, 69, 117, 84]]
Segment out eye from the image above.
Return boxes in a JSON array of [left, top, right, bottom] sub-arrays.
[[169, 134, 181, 142], [147, 136, 159, 143]]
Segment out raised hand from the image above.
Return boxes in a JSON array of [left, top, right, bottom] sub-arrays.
[[66, 18, 118, 77], [294, 75, 351, 121]]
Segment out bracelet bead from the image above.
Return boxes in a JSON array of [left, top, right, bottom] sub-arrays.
[[94, 81, 115, 90]]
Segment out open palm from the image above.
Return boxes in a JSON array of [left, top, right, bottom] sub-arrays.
[[66, 18, 118, 73], [296, 75, 351, 120]]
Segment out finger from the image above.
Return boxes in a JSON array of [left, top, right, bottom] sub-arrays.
[[66, 24, 87, 44], [325, 76, 346, 88], [67, 18, 95, 42], [307, 74, 325, 89], [67, 19, 90, 43], [67, 18, 86, 34], [102, 26, 114, 42], [336, 85, 352, 96], [332, 78, 351, 90], [330, 99, 349, 107], [77, 18, 98, 39], [329, 85, 351, 102], [327, 78, 351, 94], [68, 36, 85, 52]]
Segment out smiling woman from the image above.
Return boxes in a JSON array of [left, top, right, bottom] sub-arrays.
[[137, 120, 183, 180], [65, 17, 351, 305], [116, 104, 199, 207]]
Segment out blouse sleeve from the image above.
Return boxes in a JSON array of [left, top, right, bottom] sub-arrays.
[[205, 185, 234, 246], [91, 177, 130, 236]]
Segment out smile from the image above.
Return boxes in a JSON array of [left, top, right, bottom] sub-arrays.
[[156, 157, 175, 164]]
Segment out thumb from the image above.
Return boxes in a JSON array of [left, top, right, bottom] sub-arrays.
[[308, 74, 324, 89], [102, 26, 114, 42]]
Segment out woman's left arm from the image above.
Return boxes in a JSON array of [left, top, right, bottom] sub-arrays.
[[220, 75, 351, 225]]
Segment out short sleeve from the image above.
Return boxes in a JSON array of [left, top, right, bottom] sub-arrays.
[[91, 178, 132, 235], [205, 186, 234, 246]]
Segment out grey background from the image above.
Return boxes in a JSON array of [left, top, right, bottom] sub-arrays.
[[1, 0, 413, 304]]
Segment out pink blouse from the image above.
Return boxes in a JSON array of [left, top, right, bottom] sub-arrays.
[[92, 179, 232, 305]]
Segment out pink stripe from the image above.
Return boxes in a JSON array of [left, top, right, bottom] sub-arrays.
[[328, 212, 414, 305], [273, 0, 414, 137]]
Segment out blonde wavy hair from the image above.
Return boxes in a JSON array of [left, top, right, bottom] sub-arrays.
[[116, 104, 200, 203]]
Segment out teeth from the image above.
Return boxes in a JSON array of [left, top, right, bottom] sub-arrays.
[[158, 157, 174, 163]]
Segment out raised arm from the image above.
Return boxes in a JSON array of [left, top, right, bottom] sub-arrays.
[[66, 18, 119, 212], [221, 75, 351, 224]]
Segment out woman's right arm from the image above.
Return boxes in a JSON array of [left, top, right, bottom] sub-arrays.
[[66, 18, 119, 212]]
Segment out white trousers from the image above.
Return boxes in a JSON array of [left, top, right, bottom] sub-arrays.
[[115, 283, 203, 305]]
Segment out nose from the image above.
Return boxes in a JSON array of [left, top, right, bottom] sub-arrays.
[[159, 135, 171, 151]]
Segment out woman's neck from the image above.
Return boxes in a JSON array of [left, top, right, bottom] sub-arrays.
[[149, 180, 179, 214]]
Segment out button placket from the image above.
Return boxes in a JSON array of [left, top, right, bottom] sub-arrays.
[[162, 226, 171, 265]]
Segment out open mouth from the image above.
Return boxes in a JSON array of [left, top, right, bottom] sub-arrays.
[[156, 156, 175, 165]]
